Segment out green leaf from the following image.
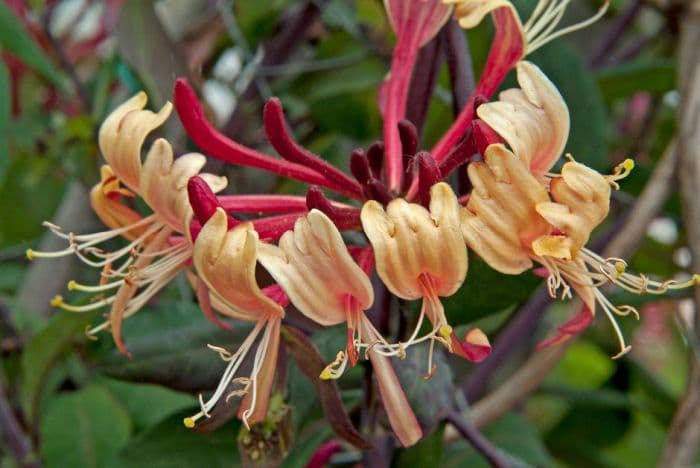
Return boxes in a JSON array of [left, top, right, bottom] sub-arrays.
[[99, 378, 195, 432], [21, 311, 98, 425], [40, 385, 132, 468], [106, 412, 241, 468], [545, 364, 633, 464], [596, 59, 676, 103], [281, 325, 369, 448], [96, 301, 242, 393], [0, 156, 66, 247], [396, 424, 445, 466], [0, 4, 64, 89], [0, 56, 10, 185], [0, 262, 24, 293], [394, 347, 454, 430], [444, 254, 541, 323]]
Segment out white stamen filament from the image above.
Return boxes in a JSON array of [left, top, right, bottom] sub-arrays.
[[524, 0, 609, 55], [534, 243, 698, 358], [184, 320, 268, 429]]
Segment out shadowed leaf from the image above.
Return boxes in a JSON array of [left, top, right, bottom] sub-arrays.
[[281, 325, 369, 449], [40, 385, 132, 468]]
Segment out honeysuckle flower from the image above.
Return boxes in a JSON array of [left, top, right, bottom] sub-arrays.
[[428, 0, 608, 170], [461, 143, 697, 357], [381, 0, 453, 191], [362, 182, 491, 374], [28, 93, 227, 355], [257, 209, 422, 446], [476, 61, 569, 176], [184, 207, 285, 429]]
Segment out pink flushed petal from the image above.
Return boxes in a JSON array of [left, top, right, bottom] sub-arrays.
[[306, 440, 343, 468], [537, 305, 594, 349], [263, 284, 290, 308], [382, 1, 452, 192], [384, 0, 453, 48], [471, 119, 503, 155], [238, 317, 281, 425], [360, 316, 422, 447], [532, 267, 550, 278], [195, 275, 232, 330], [431, 7, 524, 164], [450, 330, 492, 363]]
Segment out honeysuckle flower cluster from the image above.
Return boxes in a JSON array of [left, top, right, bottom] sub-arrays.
[[30, 0, 698, 447]]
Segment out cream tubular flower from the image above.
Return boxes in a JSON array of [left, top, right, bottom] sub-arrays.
[[461, 144, 550, 274], [476, 61, 569, 174], [186, 208, 284, 429], [98, 92, 172, 191], [258, 209, 422, 446], [362, 182, 490, 372], [258, 209, 374, 370], [462, 143, 696, 357], [29, 93, 226, 355]]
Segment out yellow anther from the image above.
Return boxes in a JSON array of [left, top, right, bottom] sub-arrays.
[[319, 367, 333, 380], [50, 295, 64, 307], [26, 249, 34, 260], [693, 274, 700, 285], [67, 280, 78, 291], [614, 261, 626, 277], [609, 158, 635, 183], [183, 417, 195, 428], [438, 325, 453, 339]]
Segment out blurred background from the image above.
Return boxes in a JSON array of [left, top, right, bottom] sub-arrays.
[[0, 0, 699, 466]]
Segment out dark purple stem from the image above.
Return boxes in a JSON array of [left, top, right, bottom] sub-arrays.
[[222, 0, 327, 137], [0, 382, 40, 468], [445, 411, 510, 468], [405, 33, 444, 132], [444, 20, 475, 114], [589, 0, 643, 68]]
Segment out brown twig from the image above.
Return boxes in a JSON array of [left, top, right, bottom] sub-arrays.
[[659, 3, 700, 466]]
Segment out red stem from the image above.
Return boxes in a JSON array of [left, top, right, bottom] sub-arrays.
[[253, 212, 307, 241], [263, 98, 363, 200], [383, 34, 419, 193], [218, 194, 309, 213], [430, 8, 523, 164], [173, 79, 338, 190]]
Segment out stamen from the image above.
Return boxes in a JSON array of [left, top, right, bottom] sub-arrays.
[[605, 158, 635, 189], [67, 279, 124, 293], [525, 0, 610, 55], [51, 294, 115, 312], [320, 351, 348, 380], [184, 320, 266, 429], [593, 289, 632, 359], [422, 338, 437, 381]]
